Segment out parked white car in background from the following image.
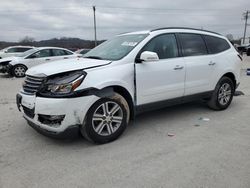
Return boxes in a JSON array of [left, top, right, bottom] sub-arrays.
[[0, 47, 79, 77], [16, 28, 241, 144], [0, 46, 34, 59]]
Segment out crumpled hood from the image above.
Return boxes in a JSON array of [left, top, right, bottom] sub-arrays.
[[0, 56, 21, 64], [26, 58, 111, 76]]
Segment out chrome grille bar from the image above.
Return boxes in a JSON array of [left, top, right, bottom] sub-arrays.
[[23, 75, 46, 94]]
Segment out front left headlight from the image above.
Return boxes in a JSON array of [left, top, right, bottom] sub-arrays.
[[40, 70, 86, 96]]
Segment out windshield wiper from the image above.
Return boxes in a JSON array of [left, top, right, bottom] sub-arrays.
[[84, 56, 103, 60]]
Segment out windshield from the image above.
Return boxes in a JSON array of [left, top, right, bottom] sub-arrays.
[[17, 48, 37, 57], [84, 34, 148, 61]]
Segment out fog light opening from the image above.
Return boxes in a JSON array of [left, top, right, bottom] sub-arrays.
[[38, 114, 65, 127]]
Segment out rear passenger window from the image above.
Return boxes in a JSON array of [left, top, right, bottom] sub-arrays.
[[204, 35, 230, 54], [141, 34, 178, 59], [179, 33, 207, 56], [52, 49, 66, 56], [16, 48, 32, 52]]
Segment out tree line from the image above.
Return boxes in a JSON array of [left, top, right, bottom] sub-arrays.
[[0, 36, 105, 51]]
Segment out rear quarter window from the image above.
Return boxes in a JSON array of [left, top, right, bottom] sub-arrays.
[[179, 33, 207, 56], [203, 35, 230, 54]]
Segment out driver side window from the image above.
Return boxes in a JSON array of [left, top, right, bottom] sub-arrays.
[[30, 49, 51, 58], [141, 34, 178, 59]]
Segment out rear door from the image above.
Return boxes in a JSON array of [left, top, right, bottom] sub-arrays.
[[136, 33, 185, 105], [178, 33, 213, 95], [51, 49, 76, 61]]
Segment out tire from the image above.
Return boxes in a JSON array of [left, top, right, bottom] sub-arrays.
[[12, 64, 27, 78], [207, 77, 235, 110], [81, 92, 130, 144]]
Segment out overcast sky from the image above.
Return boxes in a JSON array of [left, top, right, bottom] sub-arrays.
[[0, 0, 249, 42]]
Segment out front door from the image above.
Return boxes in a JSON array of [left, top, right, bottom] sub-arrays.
[[135, 33, 185, 105]]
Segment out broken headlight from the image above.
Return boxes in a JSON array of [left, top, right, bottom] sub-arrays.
[[40, 71, 86, 96]]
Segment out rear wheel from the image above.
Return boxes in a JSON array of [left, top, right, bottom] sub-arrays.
[[81, 93, 130, 144], [12, 65, 27, 78], [207, 77, 234, 110]]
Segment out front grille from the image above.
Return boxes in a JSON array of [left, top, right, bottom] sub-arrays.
[[23, 106, 35, 119], [23, 75, 46, 94]]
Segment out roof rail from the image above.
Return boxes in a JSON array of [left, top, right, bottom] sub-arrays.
[[150, 27, 221, 35]]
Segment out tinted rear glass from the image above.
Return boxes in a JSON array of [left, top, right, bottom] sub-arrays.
[[179, 33, 207, 56], [16, 48, 32, 52], [204, 35, 230, 54]]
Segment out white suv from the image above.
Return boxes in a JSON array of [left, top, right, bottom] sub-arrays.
[[16, 28, 241, 144]]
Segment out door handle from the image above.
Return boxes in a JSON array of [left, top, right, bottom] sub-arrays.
[[64, 57, 69, 59], [208, 61, 216, 66], [45, 59, 50, 61], [174, 65, 184, 70]]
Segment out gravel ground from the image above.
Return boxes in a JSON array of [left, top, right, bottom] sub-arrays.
[[0, 56, 250, 188]]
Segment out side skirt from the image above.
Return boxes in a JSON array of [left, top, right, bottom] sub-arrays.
[[135, 91, 213, 115]]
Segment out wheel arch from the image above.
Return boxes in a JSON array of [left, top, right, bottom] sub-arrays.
[[99, 85, 135, 120], [12, 63, 28, 70], [221, 72, 236, 90]]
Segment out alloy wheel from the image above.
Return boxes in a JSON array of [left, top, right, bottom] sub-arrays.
[[218, 83, 232, 105], [92, 101, 123, 136], [14, 66, 26, 77]]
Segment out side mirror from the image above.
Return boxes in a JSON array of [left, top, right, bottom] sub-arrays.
[[140, 51, 159, 62]]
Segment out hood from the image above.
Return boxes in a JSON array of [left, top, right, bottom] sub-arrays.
[[26, 58, 111, 76], [0, 56, 21, 64]]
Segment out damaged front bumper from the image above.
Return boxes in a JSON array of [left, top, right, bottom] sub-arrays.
[[16, 92, 99, 139], [0, 64, 12, 74], [0, 65, 9, 73]]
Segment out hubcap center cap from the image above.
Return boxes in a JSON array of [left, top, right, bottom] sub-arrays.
[[106, 116, 112, 122]]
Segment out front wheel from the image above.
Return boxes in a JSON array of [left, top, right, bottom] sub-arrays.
[[207, 77, 234, 110], [12, 65, 27, 78], [81, 93, 130, 144]]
